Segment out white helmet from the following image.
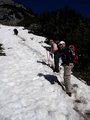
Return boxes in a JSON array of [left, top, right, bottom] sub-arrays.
[[58, 41, 65, 45]]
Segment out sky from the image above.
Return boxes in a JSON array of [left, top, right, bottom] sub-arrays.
[[0, 24, 90, 119], [13, 0, 90, 17]]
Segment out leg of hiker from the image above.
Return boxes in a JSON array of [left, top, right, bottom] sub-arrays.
[[64, 65, 72, 96], [54, 51, 60, 72]]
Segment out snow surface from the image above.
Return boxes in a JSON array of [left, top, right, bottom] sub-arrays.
[[0, 24, 90, 120]]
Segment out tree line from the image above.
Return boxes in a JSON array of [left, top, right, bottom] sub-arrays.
[[35, 8, 90, 85]]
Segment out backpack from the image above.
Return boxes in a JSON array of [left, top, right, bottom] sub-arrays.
[[13, 28, 18, 35], [69, 45, 78, 63]]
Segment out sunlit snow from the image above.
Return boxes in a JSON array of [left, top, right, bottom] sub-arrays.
[[0, 24, 90, 120]]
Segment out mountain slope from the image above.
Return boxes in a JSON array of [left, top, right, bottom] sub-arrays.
[[0, 24, 90, 120], [0, 0, 14, 4], [0, 0, 35, 26]]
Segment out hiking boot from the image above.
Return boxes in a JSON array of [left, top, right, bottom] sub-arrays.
[[67, 92, 72, 97]]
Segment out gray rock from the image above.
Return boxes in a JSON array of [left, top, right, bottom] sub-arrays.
[[0, 0, 14, 5]]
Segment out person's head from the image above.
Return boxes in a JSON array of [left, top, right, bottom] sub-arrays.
[[55, 40, 59, 44], [58, 41, 65, 49], [50, 39, 54, 45]]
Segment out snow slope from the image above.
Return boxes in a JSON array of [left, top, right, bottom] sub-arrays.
[[0, 24, 90, 120]]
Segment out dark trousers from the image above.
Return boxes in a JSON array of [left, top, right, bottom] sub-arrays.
[[54, 51, 60, 72]]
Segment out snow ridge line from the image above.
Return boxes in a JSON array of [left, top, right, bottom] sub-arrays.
[[18, 35, 54, 69]]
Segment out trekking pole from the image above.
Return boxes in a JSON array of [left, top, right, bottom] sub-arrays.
[[48, 51, 51, 65], [46, 49, 49, 65]]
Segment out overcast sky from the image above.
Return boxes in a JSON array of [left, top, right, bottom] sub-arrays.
[[14, 0, 90, 17]]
